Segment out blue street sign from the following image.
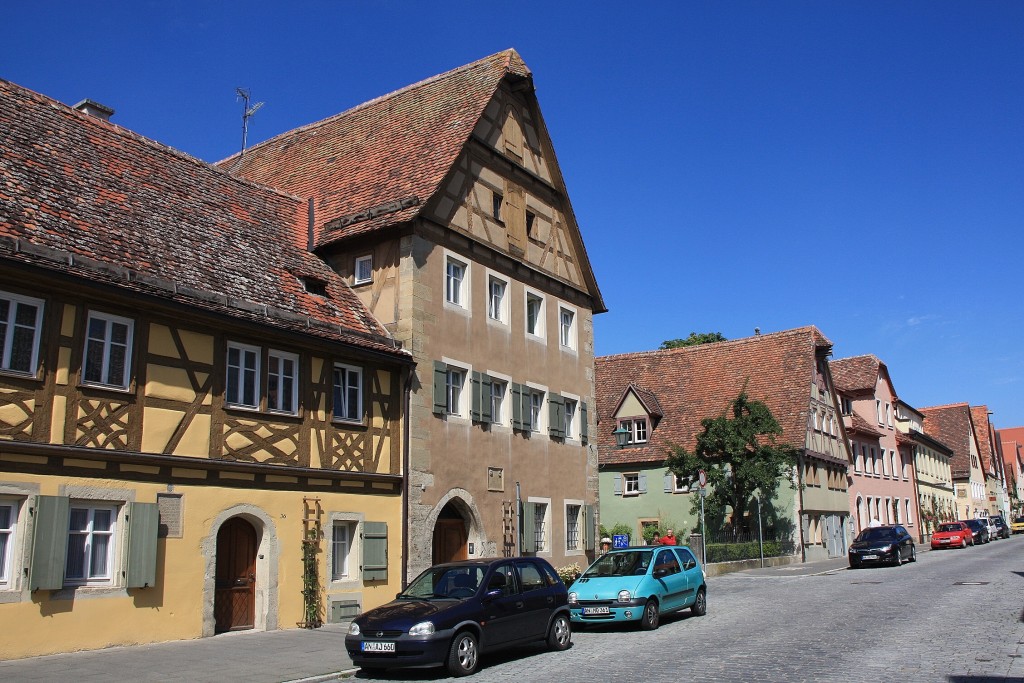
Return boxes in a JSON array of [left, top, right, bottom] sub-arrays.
[[612, 534, 629, 549]]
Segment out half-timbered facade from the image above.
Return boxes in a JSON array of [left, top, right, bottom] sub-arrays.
[[224, 50, 606, 577], [0, 79, 412, 658]]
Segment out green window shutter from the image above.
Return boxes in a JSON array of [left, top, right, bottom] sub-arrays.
[[512, 383, 524, 430], [471, 371, 483, 422], [639, 473, 648, 494], [548, 393, 564, 438], [362, 522, 388, 581], [580, 401, 589, 445], [432, 361, 447, 415], [30, 495, 69, 591], [480, 374, 492, 423], [126, 502, 159, 588], [520, 503, 536, 553], [664, 474, 673, 493], [583, 504, 595, 551], [613, 474, 622, 496]]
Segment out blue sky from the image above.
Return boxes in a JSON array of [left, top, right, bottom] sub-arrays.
[[5, 2, 1023, 428]]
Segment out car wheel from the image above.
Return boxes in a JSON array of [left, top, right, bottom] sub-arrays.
[[691, 587, 707, 617], [446, 630, 479, 677], [891, 550, 902, 566], [547, 614, 571, 651], [849, 558, 860, 569], [960, 538, 967, 548], [909, 545, 917, 562], [640, 599, 659, 631]]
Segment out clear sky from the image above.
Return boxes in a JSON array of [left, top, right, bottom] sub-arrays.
[[5, 2, 1023, 428]]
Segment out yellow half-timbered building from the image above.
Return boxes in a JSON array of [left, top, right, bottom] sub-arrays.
[[0, 80, 413, 658]]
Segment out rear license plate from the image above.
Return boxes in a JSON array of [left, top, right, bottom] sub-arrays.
[[862, 554, 877, 560], [582, 606, 610, 615], [362, 641, 396, 653], [939, 539, 950, 544]]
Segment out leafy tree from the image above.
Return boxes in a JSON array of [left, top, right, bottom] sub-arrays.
[[665, 391, 797, 534], [660, 332, 726, 349]]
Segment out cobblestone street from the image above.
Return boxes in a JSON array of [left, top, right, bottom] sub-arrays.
[[360, 537, 1024, 683]]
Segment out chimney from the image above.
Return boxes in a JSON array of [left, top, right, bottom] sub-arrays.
[[73, 99, 114, 122]]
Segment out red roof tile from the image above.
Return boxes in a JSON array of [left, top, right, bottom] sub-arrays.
[[970, 405, 997, 475], [0, 78, 405, 358], [919, 403, 974, 478], [596, 327, 833, 466], [845, 412, 885, 438]]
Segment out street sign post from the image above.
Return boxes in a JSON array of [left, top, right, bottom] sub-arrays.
[[698, 469, 707, 566]]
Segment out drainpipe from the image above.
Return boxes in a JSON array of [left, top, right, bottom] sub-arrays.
[[515, 481, 522, 555], [401, 366, 412, 589]]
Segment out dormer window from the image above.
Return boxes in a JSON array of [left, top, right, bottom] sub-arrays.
[[618, 418, 648, 444], [354, 255, 372, 285], [492, 192, 503, 223], [302, 277, 328, 296]]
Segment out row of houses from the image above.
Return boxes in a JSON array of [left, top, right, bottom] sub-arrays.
[[0, 50, 1020, 660], [596, 333, 1022, 565]]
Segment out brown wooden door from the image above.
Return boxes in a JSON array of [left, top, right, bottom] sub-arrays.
[[433, 519, 468, 565], [214, 517, 257, 633]]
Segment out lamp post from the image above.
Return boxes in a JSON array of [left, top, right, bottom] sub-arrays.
[[612, 425, 630, 449], [753, 491, 764, 568]]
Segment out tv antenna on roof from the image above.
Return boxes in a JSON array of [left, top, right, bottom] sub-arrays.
[[235, 87, 264, 159]]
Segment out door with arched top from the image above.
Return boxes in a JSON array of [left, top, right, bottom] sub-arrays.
[[432, 502, 468, 565], [214, 517, 257, 632]]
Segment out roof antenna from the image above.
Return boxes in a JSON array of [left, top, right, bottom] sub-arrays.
[[235, 88, 264, 159]]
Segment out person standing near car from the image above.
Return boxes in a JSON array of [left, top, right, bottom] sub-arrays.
[[659, 529, 677, 545]]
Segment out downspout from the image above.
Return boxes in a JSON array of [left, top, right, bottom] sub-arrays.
[[401, 365, 412, 589]]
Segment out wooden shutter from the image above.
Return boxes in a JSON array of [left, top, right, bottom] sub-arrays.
[[580, 401, 589, 445], [520, 503, 536, 553], [639, 473, 648, 494], [362, 522, 388, 581], [126, 502, 159, 588], [432, 361, 447, 415], [30, 495, 70, 591], [512, 383, 525, 430], [613, 474, 622, 496], [505, 183, 526, 254], [583, 504, 595, 551], [548, 393, 564, 438], [471, 372, 493, 423], [471, 371, 483, 422]]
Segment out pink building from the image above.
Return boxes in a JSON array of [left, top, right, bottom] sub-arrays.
[[831, 356, 919, 537]]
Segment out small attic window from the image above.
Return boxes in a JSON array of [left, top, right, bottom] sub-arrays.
[[492, 192, 503, 223], [526, 211, 535, 236], [302, 277, 328, 297]]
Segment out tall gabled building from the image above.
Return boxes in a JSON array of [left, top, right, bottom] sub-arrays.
[[971, 406, 1009, 519], [920, 403, 987, 519], [224, 50, 606, 576]]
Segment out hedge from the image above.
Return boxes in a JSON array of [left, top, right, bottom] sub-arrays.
[[705, 540, 795, 563]]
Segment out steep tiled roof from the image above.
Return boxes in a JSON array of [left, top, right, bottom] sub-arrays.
[[0, 78, 405, 358], [830, 355, 879, 393], [618, 383, 664, 419], [970, 406, 997, 476], [920, 403, 974, 478], [220, 50, 529, 247], [845, 413, 884, 438], [596, 327, 832, 466]]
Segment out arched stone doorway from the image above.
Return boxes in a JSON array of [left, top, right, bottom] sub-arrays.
[[432, 502, 468, 565], [214, 517, 257, 632]]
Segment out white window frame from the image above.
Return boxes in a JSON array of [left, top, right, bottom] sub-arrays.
[[488, 370, 511, 428], [528, 497, 551, 556], [624, 473, 641, 497], [82, 310, 134, 390], [354, 255, 373, 285], [876, 399, 883, 425], [441, 358, 472, 419], [558, 303, 577, 351], [852, 441, 862, 472], [226, 341, 261, 410], [673, 474, 690, 493], [486, 271, 510, 325], [620, 418, 648, 444], [444, 251, 470, 311], [327, 513, 363, 588], [333, 363, 364, 423], [564, 500, 584, 554], [905, 498, 913, 525], [331, 521, 352, 581], [562, 392, 580, 441], [525, 383, 547, 434], [524, 287, 546, 341], [65, 503, 118, 587], [266, 349, 299, 415], [0, 290, 44, 376], [886, 402, 893, 428], [0, 500, 15, 588]]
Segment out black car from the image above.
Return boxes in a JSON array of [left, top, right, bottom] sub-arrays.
[[990, 516, 1011, 539], [848, 524, 916, 568], [962, 518, 991, 544], [345, 557, 571, 677]]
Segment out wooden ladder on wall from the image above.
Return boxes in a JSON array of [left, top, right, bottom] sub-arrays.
[[502, 500, 517, 557], [298, 497, 323, 628]]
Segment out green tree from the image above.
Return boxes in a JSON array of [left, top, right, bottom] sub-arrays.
[[660, 332, 726, 349], [665, 391, 797, 534]]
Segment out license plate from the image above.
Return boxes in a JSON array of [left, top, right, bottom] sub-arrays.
[[362, 641, 396, 653], [862, 554, 877, 560], [939, 539, 950, 544], [582, 606, 610, 615]]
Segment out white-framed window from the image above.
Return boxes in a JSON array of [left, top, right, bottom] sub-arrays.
[[852, 441, 862, 472], [891, 450, 899, 479], [0, 291, 44, 375], [66, 504, 117, 586], [883, 497, 892, 524], [624, 473, 641, 496], [354, 255, 373, 285], [882, 449, 890, 477], [525, 288, 545, 339], [226, 342, 261, 409], [565, 502, 582, 552], [673, 474, 689, 493], [558, 305, 576, 350], [876, 400, 883, 424], [619, 418, 648, 444], [532, 501, 548, 553], [563, 398, 578, 440], [333, 363, 363, 423], [905, 498, 913, 525], [840, 397, 852, 415], [447, 367, 466, 416], [487, 274, 508, 324], [530, 390, 544, 433], [490, 379, 508, 427], [83, 311, 133, 389], [886, 403, 892, 427], [894, 498, 901, 524], [492, 191, 504, 222], [445, 253, 469, 309], [331, 521, 353, 581], [0, 501, 15, 587], [267, 350, 298, 415]]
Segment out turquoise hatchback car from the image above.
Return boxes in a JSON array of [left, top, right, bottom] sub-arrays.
[[567, 546, 706, 630]]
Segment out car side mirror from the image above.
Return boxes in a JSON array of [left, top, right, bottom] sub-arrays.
[[683, 560, 695, 570], [653, 567, 668, 579], [483, 589, 503, 601]]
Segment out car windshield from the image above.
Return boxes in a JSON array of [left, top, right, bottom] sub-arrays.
[[964, 520, 982, 529], [582, 550, 652, 578], [1016, 517, 1024, 524], [856, 528, 895, 543], [937, 523, 962, 532], [398, 565, 486, 600]]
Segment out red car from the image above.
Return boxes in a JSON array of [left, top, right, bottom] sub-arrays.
[[931, 521, 973, 549]]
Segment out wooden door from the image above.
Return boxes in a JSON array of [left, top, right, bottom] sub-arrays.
[[214, 517, 257, 633], [433, 519, 468, 565]]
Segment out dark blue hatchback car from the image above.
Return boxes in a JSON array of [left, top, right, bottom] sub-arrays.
[[345, 557, 571, 676]]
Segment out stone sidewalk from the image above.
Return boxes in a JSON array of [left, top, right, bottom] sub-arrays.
[[0, 622, 356, 683]]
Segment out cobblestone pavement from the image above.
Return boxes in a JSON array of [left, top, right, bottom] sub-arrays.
[[358, 536, 1024, 683]]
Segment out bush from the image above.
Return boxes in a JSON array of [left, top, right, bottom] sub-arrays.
[[705, 540, 794, 563]]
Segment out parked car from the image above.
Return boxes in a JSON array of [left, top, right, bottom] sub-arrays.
[[1012, 516, 1024, 534], [990, 516, 1011, 539], [567, 545, 707, 630], [848, 525, 916, 567], [962, 519, 990, 544], [984, 517, 999, 540], [345, 557, 571, 677], [930, 521, 973, 549]]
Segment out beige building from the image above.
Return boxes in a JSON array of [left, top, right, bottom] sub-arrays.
[[225, 50, 606, 577], [895, 401, 955, 538], [920, 403, 987, 519]]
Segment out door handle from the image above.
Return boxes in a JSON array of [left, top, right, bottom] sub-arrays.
[[515, 601, 524, 608]]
